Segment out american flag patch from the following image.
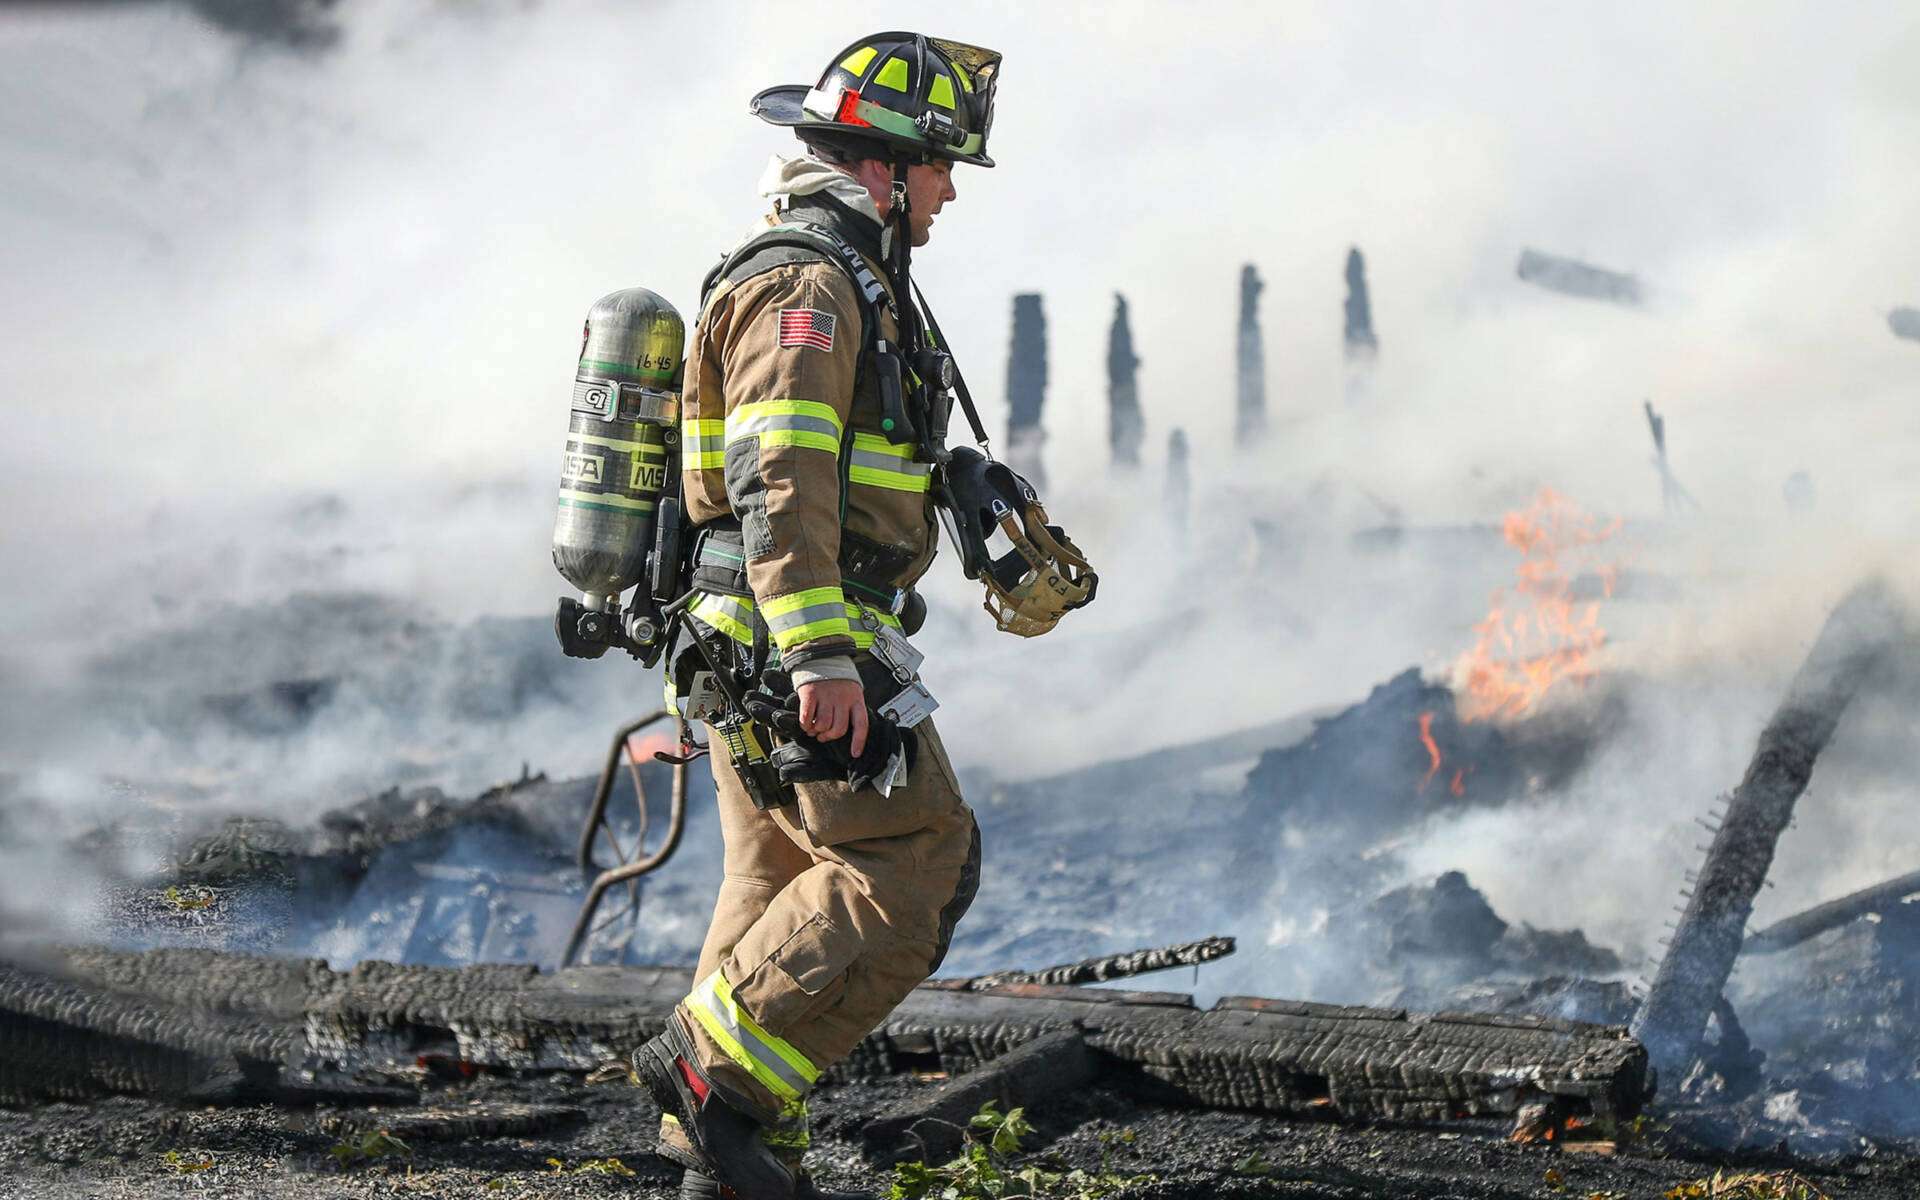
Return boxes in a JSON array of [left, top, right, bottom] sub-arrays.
[[778, 308, 836, 352]]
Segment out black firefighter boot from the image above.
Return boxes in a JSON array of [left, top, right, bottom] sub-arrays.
[[632, 1012, 799, 1200]]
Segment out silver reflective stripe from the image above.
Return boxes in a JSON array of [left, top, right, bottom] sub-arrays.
[[765, 601, 845, 636], [727, 412, 843, 443], [686, 972, 817, 1101], [850, 448, 932, 478]]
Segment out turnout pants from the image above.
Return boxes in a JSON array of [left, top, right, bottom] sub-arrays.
[[660, 717, 980, 1157]]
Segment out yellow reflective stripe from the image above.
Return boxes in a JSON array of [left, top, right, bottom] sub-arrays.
[[849, 465, 931, 492], [684, 971, 819, 1102], [850, 433, 914, 458], [848, 433, 932, 492], [953, 63, 973, 93], [762, 586, 852, 649], [690, 592, 755, 645], [684, 418, 725, 471], [928, 72, 956, 110], [839, 45, 878, 76], [689, 594, 898, 651], [728, 400, 844, 456], [873, 56, 910, 91]]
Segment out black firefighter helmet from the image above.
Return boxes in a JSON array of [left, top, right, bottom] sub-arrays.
[[938, 447, 1096, 638], [749, 32, 1001, 168]]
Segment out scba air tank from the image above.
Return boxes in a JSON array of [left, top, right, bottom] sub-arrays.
[[551, 288, 684, 620]]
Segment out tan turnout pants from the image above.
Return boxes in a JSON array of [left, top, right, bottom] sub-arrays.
[[663, 717, 980, 1141]]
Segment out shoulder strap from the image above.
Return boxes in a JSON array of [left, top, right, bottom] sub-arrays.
[[702, 224, 896, 326]]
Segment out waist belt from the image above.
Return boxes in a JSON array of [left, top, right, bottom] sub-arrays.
[[690, 525, 911, 617]]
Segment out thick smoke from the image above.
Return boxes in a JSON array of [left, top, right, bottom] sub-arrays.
[[3, 2, 1920, 1012]]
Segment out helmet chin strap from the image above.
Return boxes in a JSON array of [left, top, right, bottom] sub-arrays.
[[886, 158, 913, 290]]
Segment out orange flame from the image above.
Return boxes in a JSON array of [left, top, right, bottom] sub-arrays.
[[1417, 711, 1442, 792], [626, 731, 678, 764], [1455, 489, 1620, 723], [1450, 768, 1466, 798]]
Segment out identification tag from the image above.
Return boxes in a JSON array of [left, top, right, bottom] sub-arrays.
[[878, 680, 939, 729], [682, 671, 728, 722]]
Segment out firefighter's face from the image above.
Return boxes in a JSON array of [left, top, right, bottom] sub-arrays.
[[902, 159, 956, 247], [847, 156, 958, 248]]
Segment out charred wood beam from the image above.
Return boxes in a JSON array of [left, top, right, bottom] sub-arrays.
[[940, 936, 1236, 990], [863, 1029, 1100, 1163], [1631, 581, 1907, 1079], [1743, 867, 1920, 956], [1, 947, 1649, 1128]]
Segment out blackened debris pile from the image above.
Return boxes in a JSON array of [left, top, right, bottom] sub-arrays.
[[1238, 668, 1609, 836], [0, 944, 1650, 1128]]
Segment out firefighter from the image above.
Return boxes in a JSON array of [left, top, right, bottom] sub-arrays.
[[632, 33, 999, 1200]]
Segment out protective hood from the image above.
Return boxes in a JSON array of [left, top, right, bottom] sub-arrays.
[[754, 154, 882, 228]]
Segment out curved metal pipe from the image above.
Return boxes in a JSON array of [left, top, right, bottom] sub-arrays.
[[576, 709, 673, 872], [563, 713, 691, 967]]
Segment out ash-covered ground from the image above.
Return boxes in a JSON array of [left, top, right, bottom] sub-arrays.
[[10, 1073, 1920, 1200]]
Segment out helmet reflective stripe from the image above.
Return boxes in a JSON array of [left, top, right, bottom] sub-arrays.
[[761, 585, 853, 650], [683, 970, 820, 1103], [849, 433, 933, 492], [683, 417, 725, 471], [872, 55, 910, 91], [839, 45, 878, 75], [927, 72, 956, 110], [726, 398, 845, 455], [802, 86, 985, 158]]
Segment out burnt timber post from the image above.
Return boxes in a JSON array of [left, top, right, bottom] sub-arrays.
[[1343, 247, 1378, 363], [1107, 293, 1143, 468], [1631, 581, 1906, 1079], [1235, 264, 1266, 443], [1005, 293, 1048, 490]]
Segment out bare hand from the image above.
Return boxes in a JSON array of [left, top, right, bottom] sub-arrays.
[[796, 678, 869, 757]]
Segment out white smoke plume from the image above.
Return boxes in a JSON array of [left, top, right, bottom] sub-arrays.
[[2, 1, 1919, 989]]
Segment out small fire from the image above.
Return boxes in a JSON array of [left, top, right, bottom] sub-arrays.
[[1417, 711, 1442, 792], [1455, 488, 1620, 723], [627, 731, 678, 764]]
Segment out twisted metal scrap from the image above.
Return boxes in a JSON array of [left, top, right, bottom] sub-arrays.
[[963, 936, 1236, 990]]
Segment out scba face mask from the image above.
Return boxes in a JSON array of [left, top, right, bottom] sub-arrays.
[[937, 447, 1097, 638]]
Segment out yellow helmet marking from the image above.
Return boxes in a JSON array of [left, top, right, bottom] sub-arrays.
[[928, 72, 956, 110], [873, 55, 910, 91], [839, 46, 878, 76]]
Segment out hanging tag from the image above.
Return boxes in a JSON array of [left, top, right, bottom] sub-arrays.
[[683, 671, 728, 722], [879, 680, 939, 729]]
